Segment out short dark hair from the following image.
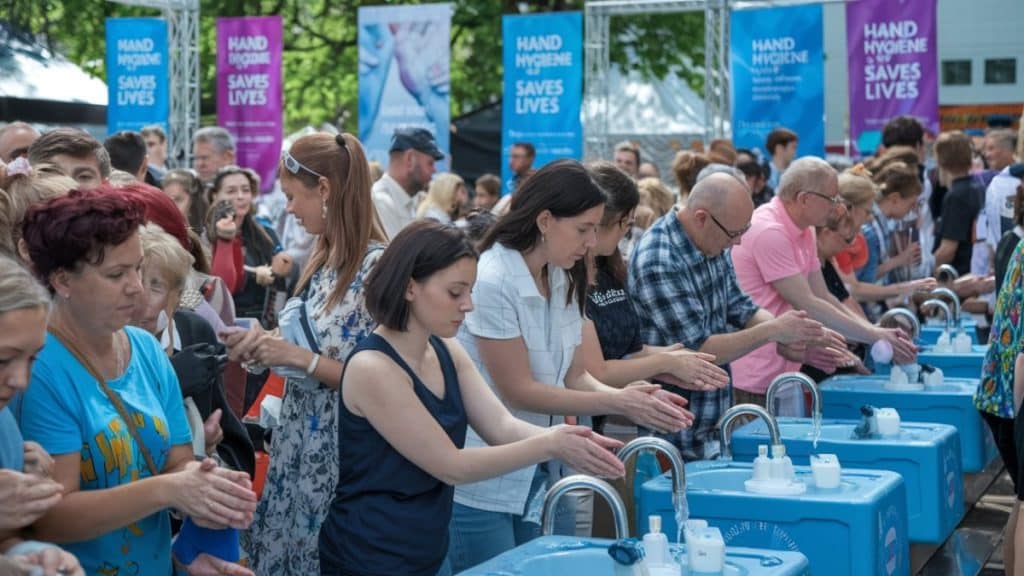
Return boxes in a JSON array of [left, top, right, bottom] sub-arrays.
[[364, 220, 478, 331], [765, 128, 798, 157], [29, 128, 111, 178], [479, 159, 606, 315], [512, 142, 535, 158], [882, 116, 925, 148], [22, 187, 145, 289], [104, 131, 148, 176], [736, 159, 766, 180]]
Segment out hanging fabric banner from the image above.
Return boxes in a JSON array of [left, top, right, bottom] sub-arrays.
[[501, 11, 583, 195], [106, 18, 169, 135], [216, 15, 283, 193], [358, 3, 452, 172], [731, 4, 825, 158], [846, 0, 939, 156]]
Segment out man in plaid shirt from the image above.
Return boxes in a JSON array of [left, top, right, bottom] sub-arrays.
[[629, 172, 827, 461]]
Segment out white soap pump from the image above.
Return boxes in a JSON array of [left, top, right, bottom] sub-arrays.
[[642, 515, 670, 567], [752, 444, 771, 481]]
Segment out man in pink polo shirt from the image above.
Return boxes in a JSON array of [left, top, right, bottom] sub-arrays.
[[731, 157, 917, 408]]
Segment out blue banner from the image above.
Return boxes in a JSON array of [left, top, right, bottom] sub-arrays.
[[358, 3, 452, 172], [105, 18, 169, 135], [502, 12, 583, 195], [730, 5, 824, 158]]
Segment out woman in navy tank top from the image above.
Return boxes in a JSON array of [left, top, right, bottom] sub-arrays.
[[318, 221, 626, 576]]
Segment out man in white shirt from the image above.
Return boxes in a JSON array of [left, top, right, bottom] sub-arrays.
[[372, 127, 444, 239]]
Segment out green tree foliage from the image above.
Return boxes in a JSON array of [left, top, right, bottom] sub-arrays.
[[2, 0, 702, 132]]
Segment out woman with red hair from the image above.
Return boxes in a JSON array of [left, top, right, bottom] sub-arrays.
[[16, 186, 257, 575]]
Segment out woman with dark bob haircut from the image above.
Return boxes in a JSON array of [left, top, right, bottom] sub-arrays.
[[16, 187, 257, 576], [317, 220, 625, 576], [448, 160, 693, 572]]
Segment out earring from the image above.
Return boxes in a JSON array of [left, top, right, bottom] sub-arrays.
[[542, 233, 546, 244], [321, 201, 328, 220]]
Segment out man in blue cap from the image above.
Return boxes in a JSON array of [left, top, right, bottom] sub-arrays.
[[372, 126, 445, 239]]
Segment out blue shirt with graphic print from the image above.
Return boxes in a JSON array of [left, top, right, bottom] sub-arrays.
[[14, 326, 191, 576]]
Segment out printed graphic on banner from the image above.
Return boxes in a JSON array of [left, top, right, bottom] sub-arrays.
[[731, 5, 825, 158], [847, 0, 938, 156], [216, 16, 283, 193], [501, 12, 583, 195], [358, 4, 452, 172], [106, 18, 169, 135]]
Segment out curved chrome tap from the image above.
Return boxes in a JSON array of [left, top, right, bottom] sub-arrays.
[[937, 264, 960, 284], [929, 287, 961, 324], [541, 475, 629, 539], [921, 298, 953, 336], [765, 372, 820, 420], [618, 436, 686, 515], [717, 403, 782, 460], [878, 307, 921, 340]]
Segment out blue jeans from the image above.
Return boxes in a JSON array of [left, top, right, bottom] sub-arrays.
[[447, 466, 578, 572]]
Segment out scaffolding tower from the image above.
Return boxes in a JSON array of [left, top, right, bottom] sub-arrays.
[[583, 0, 730, 162]]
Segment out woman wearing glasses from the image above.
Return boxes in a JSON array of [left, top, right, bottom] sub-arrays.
[[206, 165, 293, 326], [580, 162, 729, 406], [221, 133, 387, 575]]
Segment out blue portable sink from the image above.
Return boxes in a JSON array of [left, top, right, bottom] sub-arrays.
[[457, 535, 811, 576], [873, 345, 987, 379], [919, 320, 979, 345], [729, 417, 963, 543], [819, 374, 998, 473], [637, 461, 908, 576]]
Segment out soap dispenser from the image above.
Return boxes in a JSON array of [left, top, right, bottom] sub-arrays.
[[642, 515, 669, 566], [752, 444, 770, 481], [953, 330, 972, 354]]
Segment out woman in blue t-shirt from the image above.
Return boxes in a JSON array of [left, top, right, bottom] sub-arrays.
[[318, 221, 627, 576], [16, 188, 257, 576], [0, 254, 83, 575]]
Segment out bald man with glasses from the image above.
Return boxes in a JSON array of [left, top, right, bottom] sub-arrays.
[[628, 171, 828, 461], [731, 157, 918, 410]]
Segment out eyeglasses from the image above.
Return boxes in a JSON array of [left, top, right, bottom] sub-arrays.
[[802, 190, 844, 206], [282, 150, 324, 179], [707, 211, 750, 240]]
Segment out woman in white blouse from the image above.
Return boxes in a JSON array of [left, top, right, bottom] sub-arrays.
[[447, 160, 693, 572]]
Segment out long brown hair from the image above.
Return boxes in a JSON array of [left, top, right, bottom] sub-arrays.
[[285, 133, 387, 311]]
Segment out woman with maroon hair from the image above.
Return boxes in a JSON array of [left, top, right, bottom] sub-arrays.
[[15, 186, 257, 575]]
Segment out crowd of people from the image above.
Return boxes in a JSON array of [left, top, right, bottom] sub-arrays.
[[0, 111, 1021, 576]]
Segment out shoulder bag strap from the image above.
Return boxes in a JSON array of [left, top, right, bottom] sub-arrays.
[[48, 326, 161, 477]]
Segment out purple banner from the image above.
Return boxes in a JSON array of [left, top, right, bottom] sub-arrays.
[[216, 16, 282, 193], [846, 0, 938, 156]]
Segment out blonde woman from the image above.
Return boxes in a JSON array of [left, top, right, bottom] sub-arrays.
[[417, 173, 467, 224]]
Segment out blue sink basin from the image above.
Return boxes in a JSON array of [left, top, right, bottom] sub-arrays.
[[730, 417, 963, 543], [919, 317, 979, 345], [638, 461, 909, 576], [457, 535, 810, 575], [819, 374, 998, 473], [873, 345, 988, 378]]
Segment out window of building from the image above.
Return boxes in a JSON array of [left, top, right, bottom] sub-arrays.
[[985, 58, 1017, 85], [942, 60, 972, 86]]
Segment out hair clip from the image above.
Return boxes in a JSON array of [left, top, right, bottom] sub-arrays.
[[335, 134, 348, 149]]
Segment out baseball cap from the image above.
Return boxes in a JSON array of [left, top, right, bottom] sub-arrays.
[[389, 127, 445, 160]]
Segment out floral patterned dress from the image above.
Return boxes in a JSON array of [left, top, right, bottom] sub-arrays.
[[245, 243, 383, 575], [976, 238, 1024, 419]]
